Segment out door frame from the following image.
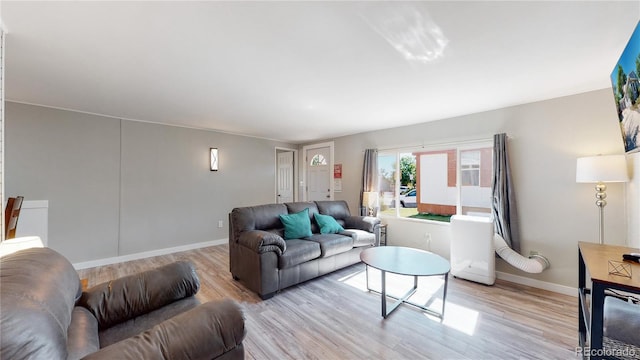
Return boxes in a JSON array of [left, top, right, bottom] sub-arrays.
[[274, 147, 298, 203], [301, 141, 335, 201]]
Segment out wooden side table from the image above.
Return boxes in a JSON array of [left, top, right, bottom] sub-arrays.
[[379, 224, 387, 246]]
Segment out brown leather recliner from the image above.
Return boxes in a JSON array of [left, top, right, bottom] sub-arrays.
[[0, 247, 246, 360]]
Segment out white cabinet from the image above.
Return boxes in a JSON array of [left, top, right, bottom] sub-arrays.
[[15, 200, 48, 246]]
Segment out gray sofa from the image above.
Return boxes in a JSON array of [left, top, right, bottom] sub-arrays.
[[0, 247, 246, 360], [229, 200, 380, 299]]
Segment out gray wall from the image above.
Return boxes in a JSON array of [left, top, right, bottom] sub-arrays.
[[7, 89, 633, 288], [320, 88, 629, 288], [5, 102, 294, 262]]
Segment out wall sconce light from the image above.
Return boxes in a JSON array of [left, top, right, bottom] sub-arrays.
[[210, 148, 218, 171]]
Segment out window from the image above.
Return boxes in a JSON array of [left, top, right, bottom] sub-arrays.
[[378, 140, 493, 222], [461, 150, 480, 186], [378, 153, 399, 215], [459, 147, 493, 217], [310, 154, 327, 166]]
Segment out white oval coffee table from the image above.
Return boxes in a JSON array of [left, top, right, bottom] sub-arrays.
[[360, 246, 450, 319]]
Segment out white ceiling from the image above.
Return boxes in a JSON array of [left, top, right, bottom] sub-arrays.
[[2, 1, 639, 144]]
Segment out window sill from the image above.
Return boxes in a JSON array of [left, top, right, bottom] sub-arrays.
[[379, 215, 451, 226]]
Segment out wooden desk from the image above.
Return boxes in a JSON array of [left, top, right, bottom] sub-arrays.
[[578, 242, 640, 359]]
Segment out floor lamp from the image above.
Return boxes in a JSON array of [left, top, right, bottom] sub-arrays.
[[576, 154, 629, 244], [362, 192, 379, 217]]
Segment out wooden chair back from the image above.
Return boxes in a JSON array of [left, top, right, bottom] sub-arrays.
[[5, 196, 24, 239]]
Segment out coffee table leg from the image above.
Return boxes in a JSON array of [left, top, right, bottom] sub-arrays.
[[374, 274, 445, 320], [381, 270, 387, 318], [365, 264, 370, 291], [441, 273, 449, 319]]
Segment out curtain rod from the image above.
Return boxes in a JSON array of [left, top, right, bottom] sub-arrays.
[[373, 135, 496, 152]]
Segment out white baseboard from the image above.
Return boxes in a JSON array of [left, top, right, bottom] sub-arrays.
[[73, 239, 228, 270], [496, 271, 577, 297]]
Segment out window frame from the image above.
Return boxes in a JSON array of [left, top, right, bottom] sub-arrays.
[[378, 139, 494, 222]]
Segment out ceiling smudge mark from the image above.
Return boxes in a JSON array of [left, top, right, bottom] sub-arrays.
[[360, 3, 448, 64]]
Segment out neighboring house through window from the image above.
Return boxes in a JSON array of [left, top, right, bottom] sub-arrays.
[[378, 140, 493, 222], [461, 150, 481, 186]]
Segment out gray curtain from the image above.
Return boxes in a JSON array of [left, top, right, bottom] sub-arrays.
[[361, 149, 378, 216], [492, 133, 520, 252]]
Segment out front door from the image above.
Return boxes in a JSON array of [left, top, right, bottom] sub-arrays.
[[306, 146, 331, 201], [277, 151, 294, 203]]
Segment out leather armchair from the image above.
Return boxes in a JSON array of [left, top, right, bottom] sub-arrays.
[[1, 247, 245, 360]]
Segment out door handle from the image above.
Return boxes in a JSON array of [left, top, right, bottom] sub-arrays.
[[326, 195, 330, 198]]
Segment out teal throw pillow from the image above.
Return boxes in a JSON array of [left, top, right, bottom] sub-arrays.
[[279, 208, 313, 240], [314, 213, 345, 234]]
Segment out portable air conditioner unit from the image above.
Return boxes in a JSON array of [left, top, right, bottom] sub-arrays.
[[450, 215, 495, 285]]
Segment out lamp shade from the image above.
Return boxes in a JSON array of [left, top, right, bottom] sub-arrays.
[[362, 192, 379, 208], [576, 155, 629, 183]]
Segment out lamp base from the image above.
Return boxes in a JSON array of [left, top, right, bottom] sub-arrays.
[[595, 182, 607, 244]]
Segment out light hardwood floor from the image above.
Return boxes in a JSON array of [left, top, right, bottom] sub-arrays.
[[77, 245, 578, 359]]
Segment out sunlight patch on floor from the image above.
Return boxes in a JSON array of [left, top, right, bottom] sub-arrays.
[[423, 299, 479, 336], [337, 269, 369, 291], [339, 268, 479, 335]]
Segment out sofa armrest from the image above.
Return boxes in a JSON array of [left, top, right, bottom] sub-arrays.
[[81, 299, 246, 360], [238, 230, 286, 256], [78, 261, 200, 330], [344, 216, 380, 233]]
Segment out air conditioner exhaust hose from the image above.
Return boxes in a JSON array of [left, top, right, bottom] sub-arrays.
[[494, 234, 550, 273]]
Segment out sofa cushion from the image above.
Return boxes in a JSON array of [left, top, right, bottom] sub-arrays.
[[305, 233, 354, 257], [231, 204, 288, 233], [342, 229, 376, 247], [285, 202, 320, 233], [279, 208, 313, 240], [278, 240, 321, 269], [314, 213, 345, 234], [316, 200, 351, 221]]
